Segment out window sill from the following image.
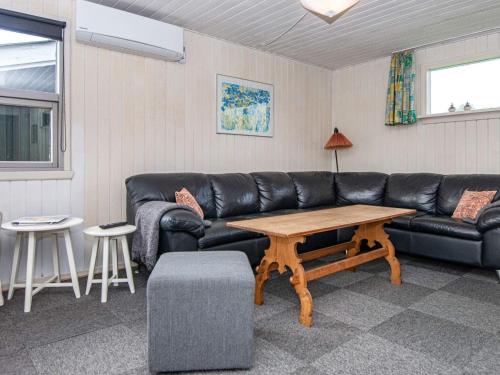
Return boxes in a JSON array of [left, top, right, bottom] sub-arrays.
[[0, 170, 74, 181], [418, 107, 500, 123]]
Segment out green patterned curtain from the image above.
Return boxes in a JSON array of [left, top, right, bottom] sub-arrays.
[[385, 50, 416, 126]]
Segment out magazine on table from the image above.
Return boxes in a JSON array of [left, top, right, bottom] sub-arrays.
[[12, 215, 69, 225]]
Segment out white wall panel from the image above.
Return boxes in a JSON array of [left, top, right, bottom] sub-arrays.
[[332, 31, 500, 175], [83, 30, 333, 227]]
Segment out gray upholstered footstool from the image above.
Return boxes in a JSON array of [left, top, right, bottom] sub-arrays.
[[147, 251, 255, 373]]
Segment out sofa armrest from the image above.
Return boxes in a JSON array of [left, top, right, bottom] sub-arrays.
[[477, 206, 500, 233], [159, 208, 205, 238]]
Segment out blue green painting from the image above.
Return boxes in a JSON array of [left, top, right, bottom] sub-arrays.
[[217, 75, 273, 137]]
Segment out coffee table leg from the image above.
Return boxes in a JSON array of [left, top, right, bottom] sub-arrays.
[[256, 235, 313, 326], [255, 236, 277, 305], [349, 221, 401, 285], [278, 236, 313, 327], [381, 234, 401, 285], [367, 222, 401, 285], [290, 268, 312, 326], [289, 267, 313, 326], [346, 229, 363, 272]]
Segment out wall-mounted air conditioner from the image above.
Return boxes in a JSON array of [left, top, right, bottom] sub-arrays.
[[75, 0, 185, 62]]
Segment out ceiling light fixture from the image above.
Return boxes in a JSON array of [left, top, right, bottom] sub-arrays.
[[301, 0, 359, 19], [262, 0, 359, 47]]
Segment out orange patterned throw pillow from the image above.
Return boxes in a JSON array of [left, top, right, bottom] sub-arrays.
[[452, 190, 497, 221], [175, 188, 204, 219]]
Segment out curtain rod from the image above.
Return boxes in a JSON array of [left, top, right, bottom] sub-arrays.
[[392, 26, 500, 54]]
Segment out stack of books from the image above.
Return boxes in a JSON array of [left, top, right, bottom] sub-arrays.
[[12, 215, 69, 225]]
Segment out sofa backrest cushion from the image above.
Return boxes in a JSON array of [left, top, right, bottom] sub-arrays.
[[437, 174, 500, 215], [251, 172, 298, 212], [125, 173, 216, 219], [288, 171, 335, 208], [384, 173, 442, 213], [335, 172, 388, 206], [209, 173, 260, 218]]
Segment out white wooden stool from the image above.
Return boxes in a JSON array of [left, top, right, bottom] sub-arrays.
[[2, 217, 83, 312], [84, 225, 136, 303]]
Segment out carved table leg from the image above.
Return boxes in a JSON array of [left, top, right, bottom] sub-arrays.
[[289, 262, 313, 327], [278, 236, 313, 327], [380, 232, 401, 285], [255, 236, 277, 305], [349, 220, 401, 285], [255, 235, 314, 326], [346, 227, 363, 272]]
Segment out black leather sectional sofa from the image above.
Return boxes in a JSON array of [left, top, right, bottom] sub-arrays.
[[126, 172, 500, 272]]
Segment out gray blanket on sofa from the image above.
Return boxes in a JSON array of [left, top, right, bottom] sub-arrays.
[[132, 201, 197, 271]]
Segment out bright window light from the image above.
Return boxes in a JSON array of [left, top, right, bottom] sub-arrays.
[[429, 57, 500, 114], [0, 28, 57, 93], [0, 28, 59, 168], [0, 28, 49, 44]]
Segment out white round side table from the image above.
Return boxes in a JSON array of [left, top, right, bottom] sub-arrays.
[[1, 217, 83, 312], [83, 225, 136, 303]]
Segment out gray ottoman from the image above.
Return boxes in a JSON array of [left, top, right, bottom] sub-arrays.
[[147, 251, 255, 373]]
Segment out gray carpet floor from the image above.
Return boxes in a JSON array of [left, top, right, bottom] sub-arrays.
[[1, 252, 500, 375]]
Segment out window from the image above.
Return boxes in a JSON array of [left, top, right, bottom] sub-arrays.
[[0, 9, 66, 170], [427, 57, 500, 115]]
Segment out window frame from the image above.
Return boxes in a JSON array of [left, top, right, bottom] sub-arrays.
[[0, 96, 59, 170], [0, 20, 65, 171], [420, 51, 500, 117]]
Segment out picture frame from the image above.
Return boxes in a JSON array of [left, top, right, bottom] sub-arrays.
[[216, 74, 274, 137]]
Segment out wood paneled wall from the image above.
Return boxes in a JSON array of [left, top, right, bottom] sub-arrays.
[[0, 0, 85, 285], [84, 30, 333, 227], [84, 32, 331, 223], [0, 0, 333, 285], [332, 31, 500, 174]]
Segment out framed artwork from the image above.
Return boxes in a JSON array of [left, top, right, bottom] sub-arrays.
[[216, 74, 273, 137]]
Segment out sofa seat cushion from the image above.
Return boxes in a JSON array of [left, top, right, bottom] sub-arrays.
[[385, 212, 425, 230], [411, 215, 482, 240], [198, 217, 264, 249]]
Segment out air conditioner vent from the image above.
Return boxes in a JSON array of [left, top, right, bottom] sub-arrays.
[[76, 0, 184, 62]]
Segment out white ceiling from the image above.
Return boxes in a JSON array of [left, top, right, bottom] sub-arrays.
[[90, 0, 500, 70]]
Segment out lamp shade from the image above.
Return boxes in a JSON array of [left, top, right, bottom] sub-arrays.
[[324, 127, 352, 149]]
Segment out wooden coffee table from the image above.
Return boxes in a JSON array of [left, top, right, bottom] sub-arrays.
[[228, 204, 416, 327]]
